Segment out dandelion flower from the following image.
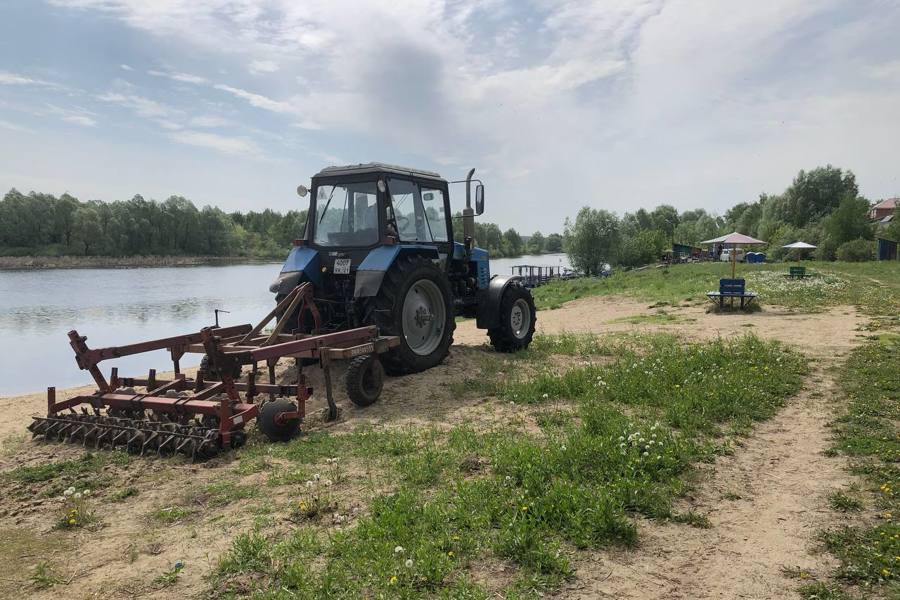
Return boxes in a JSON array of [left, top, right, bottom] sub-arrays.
[[83, 489, 91, 496], [64, 488, 75, 497], [324, 479, 333, 487], [389, 575, 398, 585], [448, 551, 455, 557], [313, 473, 321, 481], [394, 545, 405, 554], [74, 492, 82, 500], [68, 519, 76, 525], [405, 559, 414, 568], [305, 480, 314, 488], [542, 393, 549, 399]]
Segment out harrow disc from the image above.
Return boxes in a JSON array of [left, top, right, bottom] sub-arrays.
[[28, 412, 239, 461]]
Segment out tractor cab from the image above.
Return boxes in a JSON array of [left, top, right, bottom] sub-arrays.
[[304, 163, 456, 275], [272, 162, 534, 376]]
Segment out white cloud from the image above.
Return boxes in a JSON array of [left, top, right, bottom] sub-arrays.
[[148, 69, 208, 84], [169, 130, 261, 156], [0, 119, 33, 133], [249, 59, 279, 74], [120, 63, 134, 71], [866, 60, 900, 81], [189, 115, 230, 128], [34, 1, 900, 230], [62, 114, 97, 127], [0, 72, 60, 87], [97, 91, 178, 119]]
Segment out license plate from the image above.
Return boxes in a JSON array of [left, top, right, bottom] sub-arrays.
[[333, 258, 351, 274]]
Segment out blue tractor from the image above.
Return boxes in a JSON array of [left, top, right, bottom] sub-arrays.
[[270, 163, 536, 377]]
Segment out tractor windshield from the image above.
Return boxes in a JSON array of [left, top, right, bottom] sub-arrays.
[[313, 181, 379, 246]]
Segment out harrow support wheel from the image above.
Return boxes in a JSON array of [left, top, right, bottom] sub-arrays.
[[345, 354, 384, 407], [258, 398, 301, 442]]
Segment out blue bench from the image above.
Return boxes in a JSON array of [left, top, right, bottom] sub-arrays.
[[706, 278, 758, 309]]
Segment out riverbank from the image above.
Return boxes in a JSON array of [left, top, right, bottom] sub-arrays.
[[0, 255, 282, 271]]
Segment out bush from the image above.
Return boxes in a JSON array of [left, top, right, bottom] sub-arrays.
[[836, 238, 874, 262]]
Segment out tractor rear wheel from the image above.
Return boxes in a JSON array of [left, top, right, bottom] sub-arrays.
[[489, 284, 536, 353], [369, 254, 455, 375]]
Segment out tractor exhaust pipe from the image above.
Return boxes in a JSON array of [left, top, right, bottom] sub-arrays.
[[463, 168, 476, 251]]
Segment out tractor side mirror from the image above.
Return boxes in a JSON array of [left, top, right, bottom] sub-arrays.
[[296, 185, 308, 197], [475, 184, 484, 215]]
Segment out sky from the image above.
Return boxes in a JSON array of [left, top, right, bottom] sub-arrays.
[[1, 0, 899, 234]]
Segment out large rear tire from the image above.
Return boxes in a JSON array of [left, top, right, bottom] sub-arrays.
[[368, 254, 455, 375], [488, 284, 536, 353]]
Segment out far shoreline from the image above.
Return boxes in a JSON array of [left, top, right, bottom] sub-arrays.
[[0, 254, 284, 271]]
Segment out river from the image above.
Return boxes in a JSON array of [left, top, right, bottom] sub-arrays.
[[0, 253, 569, 396]]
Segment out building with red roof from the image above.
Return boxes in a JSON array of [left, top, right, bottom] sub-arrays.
[[869, 197, 898, 221]]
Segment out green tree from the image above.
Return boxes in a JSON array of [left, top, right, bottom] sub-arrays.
[[72, 206, 102, 255], [783, 166, 858, 227], [650, 205, 679, 238], [823, 195, 872, 248], [545, 233, 563, 253], [836, 238, 874, 262], [502, 228, 524, 257], [527, 231, 545, 254], [564, 207, 620, 275]]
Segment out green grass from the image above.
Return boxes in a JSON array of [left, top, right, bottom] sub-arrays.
[[828, 491, 864, 512], [150, 505, 195, 525], [816, 334, 900, 596], [4, 451, 130, 499], [532, 261, 900, 317], [29, 562, 62, 590], [212, 334, 807, 598]]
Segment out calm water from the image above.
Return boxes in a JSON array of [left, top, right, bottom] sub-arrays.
[[0, 253, 569, 396]]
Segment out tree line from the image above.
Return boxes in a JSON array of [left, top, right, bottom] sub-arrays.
[[0, 189, 564, 259], [3, 165, 896, 266], [0, 189, 302, 258], [564, 165, 898, 275]]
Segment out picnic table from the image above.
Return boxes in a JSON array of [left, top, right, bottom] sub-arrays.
[[706, 278, 758, 309], [788, 266, 806, 279]]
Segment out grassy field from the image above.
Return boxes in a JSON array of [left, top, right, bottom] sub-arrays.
[[533, 261, 900, 319], [204, 334, 806, 598], [800, 333, 900, 600]]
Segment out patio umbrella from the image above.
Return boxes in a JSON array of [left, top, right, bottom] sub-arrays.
[[782, 240, 817, 263], [718, 232, 767, 279]]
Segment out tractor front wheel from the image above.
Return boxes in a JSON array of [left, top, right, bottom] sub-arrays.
[[369, 255, 455, 375], [489, 284, 536, 353]]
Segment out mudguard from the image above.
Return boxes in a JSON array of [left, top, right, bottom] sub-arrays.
[[476, 275, 521, 329], [270, 246, 321, 293], [353, 245, 440, 297]]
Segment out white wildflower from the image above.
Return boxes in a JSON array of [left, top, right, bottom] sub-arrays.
[[405, 558, 414, 568]]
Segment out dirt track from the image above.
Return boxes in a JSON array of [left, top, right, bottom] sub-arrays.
[[0, 296, 867, 599]]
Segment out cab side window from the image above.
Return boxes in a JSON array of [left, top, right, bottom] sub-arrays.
[[388, 178, 430, 242], [421, 187, 449, 242]]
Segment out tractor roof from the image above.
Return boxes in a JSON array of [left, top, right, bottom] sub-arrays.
[[314, 162, 444, 181]]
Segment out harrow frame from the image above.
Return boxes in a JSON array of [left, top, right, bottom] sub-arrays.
[[30, 284, 399, 459]]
